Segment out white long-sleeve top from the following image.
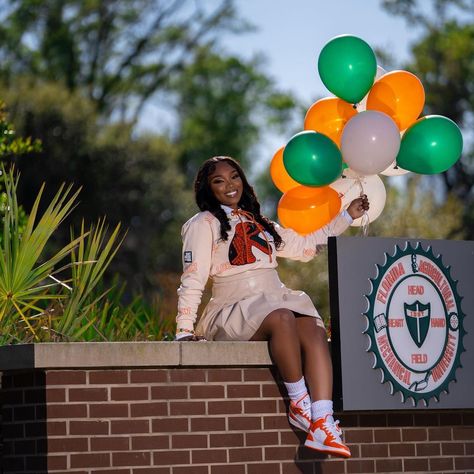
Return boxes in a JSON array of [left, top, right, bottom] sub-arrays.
[[176, 206, 352, 335]]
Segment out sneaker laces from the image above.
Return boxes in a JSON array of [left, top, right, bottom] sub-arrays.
[[322, 416, 343, 442]]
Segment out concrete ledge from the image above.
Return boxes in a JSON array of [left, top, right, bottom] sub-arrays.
[[0, 341, 272, 370]]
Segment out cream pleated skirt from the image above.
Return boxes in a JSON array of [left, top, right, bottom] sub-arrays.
[[195, 268, 325, 341]]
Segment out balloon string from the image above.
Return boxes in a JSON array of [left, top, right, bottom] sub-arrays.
[[356, 177, 369, 237]]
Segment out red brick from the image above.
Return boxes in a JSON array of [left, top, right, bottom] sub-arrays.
[[228, 416, 261, 431], [429, 457, 454, 471], [373, 428, 401, 442], [21, 389, 42, 403], [111, 386, 148, 401], [153, 450, 190, 465], [463, 412, 474, 425], [262, 384, 283, 397], [210, 465, 246, 474], [2, 389, 24, 404], [282, 461, 321, 474], [131, 435, 169, 450], [227, 384, 260, 398], [265, 446, 298, 460], [47, 455, 68, 470], [337, 413, 359, 427], [133, 468, 170, 474], [345, 429, 374, 443], [389, 442, 415, 456], [453, 426, 474, 440], [46, 370, 86, 385], [48, 403, 87, 418], [47, 421, 67, 436], [131, 402, 168, 417], [172, 434, 208, 449], [413, 413, 439, 426], [174, 467, 208, 474], [467, 442, 474, 454], [358, 413, 387, 427], [91, 436, 130, 451], [70, 420, 109, 435], [375, 459, 403, 473], [402, 427, 427, 441], [404, 457, 429, 471], [442, 441, 464, 455], [243, 368, 274, 382], [71, 453, 110, 468], [89, 370, 128, 384], [191, 417, 226, 432], [48, 437, 88, 453], [280, 429, 305, 445], [248, 464, 281, 474], [245, 431, 279, 446], [346, 459, 376, 473], [207, 369, 242, 382], [92, 470, 130, 474], [130, 370, 168, 383], [428, 426, 452, 440], [192, 448, 227, 464], [45, 388, 66, 403], [152, 417, 189, 433], [454, 456, 474, 470], [229, 447, 262, 462], [244, 399, 276, 414], [208, 400, 242, 415], [416, 441, 440, 456], [264, 415, 289, 430], [440, 412, 463, 425], [151, 385, 188, 399], [169, 400, 205, 416], [14, 439, 35, 455], [169, 369, 205, 382], [13, 405, 35, 421], [90, 403, 129, 418], [111, 420, 150, 434], [210, 433, 244, 447], [386, 412, 414, 426], [360, 443, 388, 457], [189, 385, 225, 399], [112, 452, 151, 467], [69, 387, 108, 401], [320, 461, 347, 474]]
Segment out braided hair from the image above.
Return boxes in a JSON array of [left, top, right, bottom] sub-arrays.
[[194, 156, 283, 249]]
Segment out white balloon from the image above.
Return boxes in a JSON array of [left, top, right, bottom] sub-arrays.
[[356, 66, 386, 112], [330, 174, 387, 226], [381, 160, 410, 176], [341, 111, 401, 175]]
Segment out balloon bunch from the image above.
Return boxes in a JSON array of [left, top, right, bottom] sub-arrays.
[[271, 34, 463, 235]]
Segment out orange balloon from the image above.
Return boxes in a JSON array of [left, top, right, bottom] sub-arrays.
[[304, 97, 357, 146], [270, 147, 300, 193], [366, 70, 425, 130], [277, 185, 341, 235]]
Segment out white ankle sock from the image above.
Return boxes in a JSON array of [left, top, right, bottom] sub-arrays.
[[311, 399, 333, 421], [284, 377, 307, 403]]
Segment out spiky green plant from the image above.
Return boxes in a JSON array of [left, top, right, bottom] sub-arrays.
[[0, 166, 128, 343], [0, 167, 85, 340]]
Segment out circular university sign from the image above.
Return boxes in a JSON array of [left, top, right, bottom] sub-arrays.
[[364, 243, 465, 406]]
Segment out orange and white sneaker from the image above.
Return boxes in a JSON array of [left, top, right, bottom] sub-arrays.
[[304, 415, 351, 458], [288, 394, 311, 432]]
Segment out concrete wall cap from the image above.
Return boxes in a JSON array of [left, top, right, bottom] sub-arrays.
[[0, 341, 272, 370]]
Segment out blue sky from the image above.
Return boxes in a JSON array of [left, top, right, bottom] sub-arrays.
[[225, 0, 421, 105], [140, 0, 424, 169]]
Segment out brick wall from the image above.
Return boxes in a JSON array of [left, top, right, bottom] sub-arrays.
[[0, 343, 473, 473]]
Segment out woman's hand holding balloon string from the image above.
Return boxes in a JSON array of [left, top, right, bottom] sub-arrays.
[[346, 194, 370, 220]]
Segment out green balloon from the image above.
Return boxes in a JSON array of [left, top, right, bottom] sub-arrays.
[[318, 35, 377, 104], [283, 131, 343, 187], [396, 115, 463, 174]]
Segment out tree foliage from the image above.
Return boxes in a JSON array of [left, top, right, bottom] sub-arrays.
[[174, 48, 297, 180], [0, 0, 247, 118], [380, 0, 474, 237]]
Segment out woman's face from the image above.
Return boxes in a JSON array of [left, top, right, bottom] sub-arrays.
[[208, 161, 243, 209]]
